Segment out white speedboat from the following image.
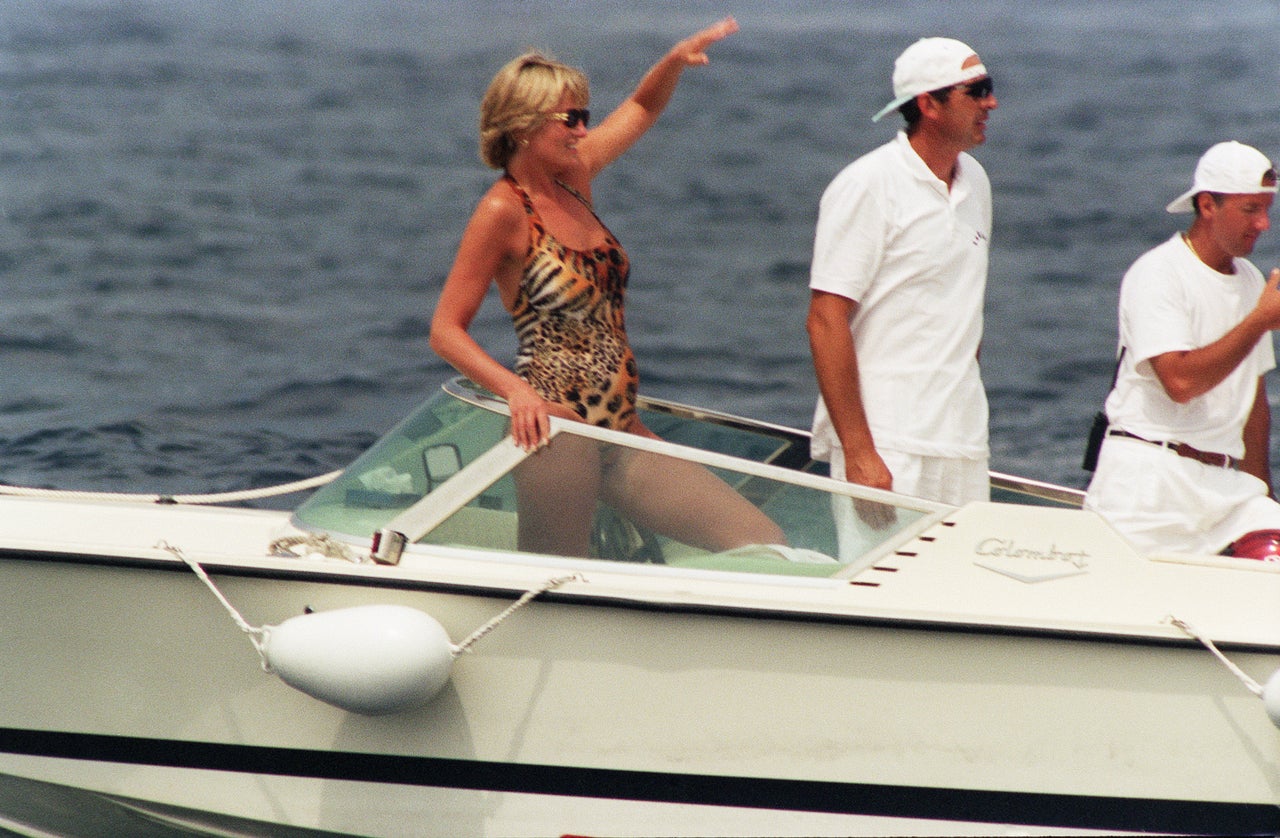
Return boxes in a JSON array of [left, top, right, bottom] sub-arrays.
[[1, 378, 1279, 837]]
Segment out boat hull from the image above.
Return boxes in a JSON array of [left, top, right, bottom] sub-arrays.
[[2, 550, 1279, 836]]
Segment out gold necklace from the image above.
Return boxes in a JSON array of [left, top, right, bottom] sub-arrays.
[[1181, 232, 1200, 261], [1182, 232, 1233, 274]]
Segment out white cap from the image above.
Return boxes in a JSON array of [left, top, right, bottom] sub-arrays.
[[872, 37, 988, 123], [1166, 141, 1278, 213]]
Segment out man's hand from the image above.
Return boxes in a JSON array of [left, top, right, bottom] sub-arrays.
[[842, 448, 898, 530]]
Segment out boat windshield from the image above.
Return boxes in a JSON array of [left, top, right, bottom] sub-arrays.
[[293, 380, 944, 577]]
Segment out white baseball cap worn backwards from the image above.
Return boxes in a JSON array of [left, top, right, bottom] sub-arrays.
[[872, 37, 988, 123], [1166, 140, 1278, 213]]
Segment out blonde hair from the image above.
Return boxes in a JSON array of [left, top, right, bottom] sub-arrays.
[[479, 51, 589, 170]]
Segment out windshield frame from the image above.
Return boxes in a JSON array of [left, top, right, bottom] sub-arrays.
[[375, 380, 951, 578]]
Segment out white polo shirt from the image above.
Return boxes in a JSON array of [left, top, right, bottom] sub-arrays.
[[810, 131, 991, 460], [1104, 234, 1275, 457]]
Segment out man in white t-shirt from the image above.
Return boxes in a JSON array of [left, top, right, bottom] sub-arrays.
[[807, 37, 997, 525], [1084, 140, 1280, 555]]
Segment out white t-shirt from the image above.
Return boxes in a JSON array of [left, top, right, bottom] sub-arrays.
[[1104, 234, 1275, 457], [810, 131, 991, 460]]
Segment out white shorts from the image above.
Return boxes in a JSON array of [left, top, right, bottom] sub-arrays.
[[1083, 436, 1280, 555], [828, 445, 989, 506]]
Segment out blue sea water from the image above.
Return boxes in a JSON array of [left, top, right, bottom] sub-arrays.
[[1, 0, 1279, 500]]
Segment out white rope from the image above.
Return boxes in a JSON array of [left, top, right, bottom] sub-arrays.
[[268, 533, 362, 563], [0, 469, 341, 505], [161, 533, 578, 659], [452, 574, 581, 656], [1167, 615, 1263, 697], [166, 470, 342, 504], [157, 541, 267, 661]]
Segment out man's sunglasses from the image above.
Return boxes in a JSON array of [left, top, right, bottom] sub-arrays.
[[957, 77, 994, 100], [546, 108, 591, 129]]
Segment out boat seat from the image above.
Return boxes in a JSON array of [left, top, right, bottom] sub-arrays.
[[665, 544, 844, 577]]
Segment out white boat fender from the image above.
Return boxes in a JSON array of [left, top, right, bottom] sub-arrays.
[[260, 573, 579, 714], [156, 541, 580, 715], [1265, 671, 1280, 729], [260, 605, 454, 715]]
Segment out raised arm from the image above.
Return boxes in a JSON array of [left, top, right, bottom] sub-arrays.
[[1149, 268, 1280, 403], [576, 17, 738, 177]]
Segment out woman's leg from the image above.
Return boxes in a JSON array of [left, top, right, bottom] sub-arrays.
[[513, 433, 602, 557], [600, 449, 784, 551]]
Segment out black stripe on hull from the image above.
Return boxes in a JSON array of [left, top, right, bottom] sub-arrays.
[[1, 727, 1276, 834]]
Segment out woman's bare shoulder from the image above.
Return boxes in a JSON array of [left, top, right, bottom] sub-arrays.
[[461, 177, 528, 244], [475, 177, 525, 218]]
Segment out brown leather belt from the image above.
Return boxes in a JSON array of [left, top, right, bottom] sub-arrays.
[[1106, 428, 1240, 470]]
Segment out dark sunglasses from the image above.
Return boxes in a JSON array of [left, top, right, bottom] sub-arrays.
[[546, 108, 590, 129], [957, 77, 995, 100]]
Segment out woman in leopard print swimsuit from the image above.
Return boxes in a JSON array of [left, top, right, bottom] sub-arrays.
[[430, 18, 783, 557], [504, 172, 638, 432]]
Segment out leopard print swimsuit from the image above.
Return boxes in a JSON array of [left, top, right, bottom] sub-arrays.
[[505, 174, 638, 430]]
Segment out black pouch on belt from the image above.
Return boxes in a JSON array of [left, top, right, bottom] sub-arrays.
[[1082, 348, 1124, 473], [1081, 411, 1107, 472]]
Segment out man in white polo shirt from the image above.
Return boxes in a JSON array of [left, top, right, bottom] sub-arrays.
[[807, 37, 997, 525], [1084, 141, 1280, 555]]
